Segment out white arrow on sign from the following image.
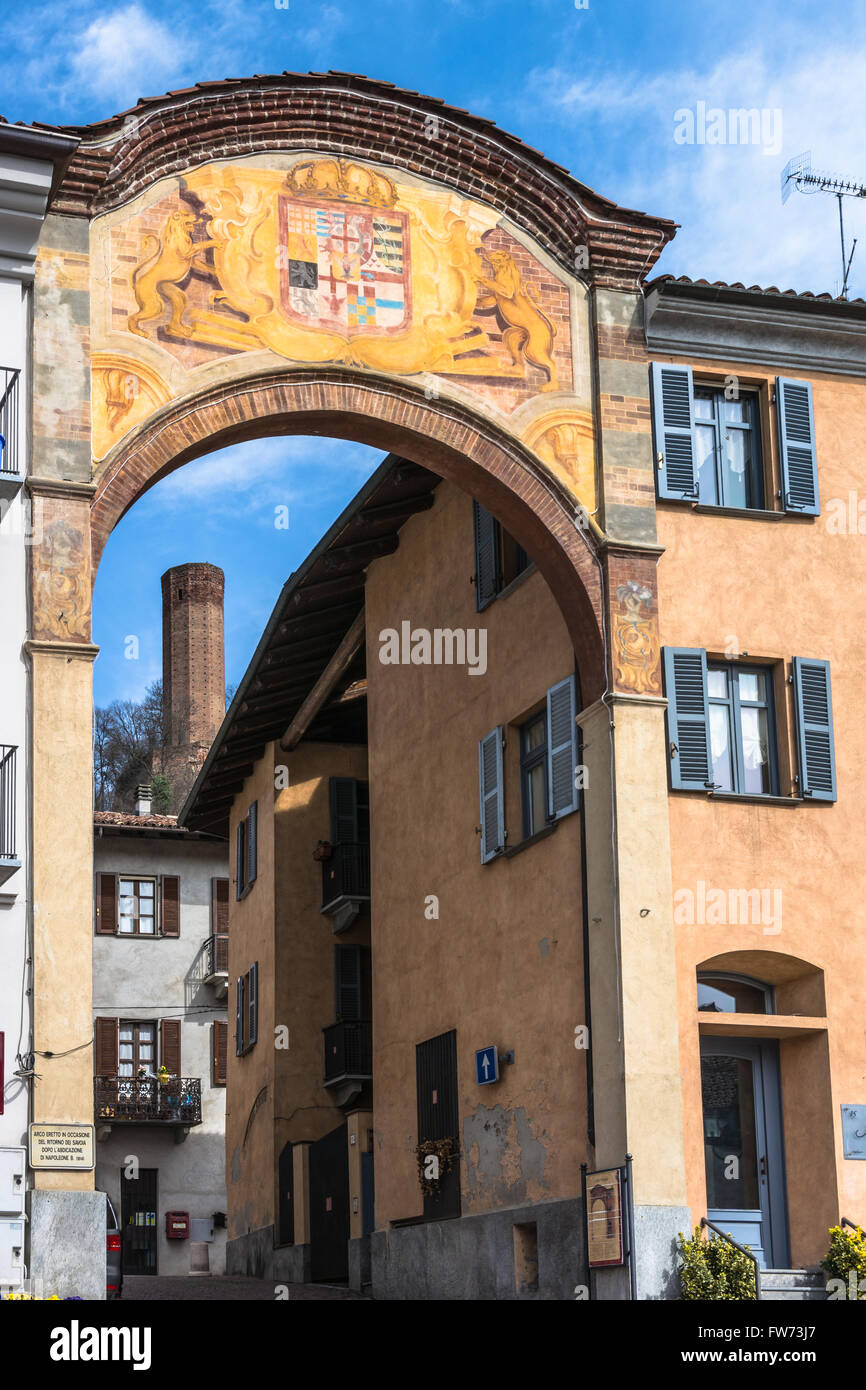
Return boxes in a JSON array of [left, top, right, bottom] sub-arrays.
[[481, 1053, 490, 1078]]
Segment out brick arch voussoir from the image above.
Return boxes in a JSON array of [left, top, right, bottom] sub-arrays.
[[91, 370, 606, 701]]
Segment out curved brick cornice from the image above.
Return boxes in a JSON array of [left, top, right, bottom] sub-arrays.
[[38, 71, 675, 289], [91, 368, 607, 700]]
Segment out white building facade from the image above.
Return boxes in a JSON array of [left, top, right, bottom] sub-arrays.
[[0, 122, 78, 1294], [93, 811, 230, 1278]]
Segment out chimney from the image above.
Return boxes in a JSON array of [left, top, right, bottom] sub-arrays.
[[159, 562, 226, 811], [135, 784, 153, 817]]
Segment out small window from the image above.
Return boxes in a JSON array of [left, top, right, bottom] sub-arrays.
[[118, 1020, 157, 1077], [118, 879, 157, 936], [694, 386, 763, 509], [707, 664, 778, 796], [520, 713, 548, 838], [236, 820, 246, 900], [236, 962, 258, 1055], [473, 501, 530, 610], [697, 973, 774, 1015]]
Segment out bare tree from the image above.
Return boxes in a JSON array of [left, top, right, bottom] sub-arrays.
[[94, 680, 166, 812]]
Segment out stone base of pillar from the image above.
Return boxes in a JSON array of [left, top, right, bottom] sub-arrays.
[[348, 1234, 370, 1291], [633, 1204, 692, 1300], [29, 1189, 107, 1301]]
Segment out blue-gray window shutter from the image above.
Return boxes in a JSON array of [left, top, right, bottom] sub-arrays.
[[473, 500, 499, 610], [777, 377, 819, 515], [334, 944, 362, 1022], [662, 647, 712, 789], [547, 675, 578, 817], [650, 363, 698, 500], [478, 726, 505, 862], [248, 962, 259, 1045], [330, 777, 358, 843], [792, 658, 836, 801], [235, 821, 245, 899], [235, 975, 244, 1055], [247, 801, 258, 884]]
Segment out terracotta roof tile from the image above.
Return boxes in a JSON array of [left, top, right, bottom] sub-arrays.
[[649, 273, 866, 308], [94, 811, 186, 829]]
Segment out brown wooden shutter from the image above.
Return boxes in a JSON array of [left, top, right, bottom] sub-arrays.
[[95, 873, 118, 935], [160, 876, 180, 937], [213, 1021, 227, 1087], [159, 1018, 181, 1076], [212, 877, 229, 935], [95, 1017, 119, 1077]]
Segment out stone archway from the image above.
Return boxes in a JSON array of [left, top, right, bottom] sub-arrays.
[[90, 368, 607, 700], [26, 73, 687, 1298]]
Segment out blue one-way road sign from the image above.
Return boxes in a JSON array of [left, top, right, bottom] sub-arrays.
[[475, 1046, 499, 1085]]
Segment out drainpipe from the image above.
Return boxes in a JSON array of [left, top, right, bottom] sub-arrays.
[[574, 663, 594, 1152]]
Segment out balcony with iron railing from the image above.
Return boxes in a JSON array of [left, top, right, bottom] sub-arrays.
[[0, 369, 21, 497], [320, 842, 370, 931], [94, 1076, 202, 1126], [0, 746, 19, 884], [203, 933, 229, 992], [323, 1020, 373, 1085]]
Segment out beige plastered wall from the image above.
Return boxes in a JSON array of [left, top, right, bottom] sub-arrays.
[[30, 644, 98, 1190], [364, 479, 587, 1227], [657, 357, 866, 1263], [272, 738, 370, 1240]]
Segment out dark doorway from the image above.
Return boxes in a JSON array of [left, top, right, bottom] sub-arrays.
[[361, 1142, 375, 1236], [278, 1140, 294, 1246], [309, 1124, 350, 1282], [416, 1029, 460, 1221], [120, 1166, 158, 1274]]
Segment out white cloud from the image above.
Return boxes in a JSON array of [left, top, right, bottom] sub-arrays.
[[525, 38, 866, 298], [68, 5, 186, 106], [147, 436, 382, 520], [293, 5, 346, 49]]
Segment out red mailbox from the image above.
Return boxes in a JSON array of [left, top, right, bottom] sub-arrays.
[[165, 1210, 189, 1240]]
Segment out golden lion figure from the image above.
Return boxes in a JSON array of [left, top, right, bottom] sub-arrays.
[[128, 211, 219, 339], [474, 249, 558, 389]]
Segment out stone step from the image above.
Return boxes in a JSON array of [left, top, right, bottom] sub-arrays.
[[760, 1268, 826, 1300]]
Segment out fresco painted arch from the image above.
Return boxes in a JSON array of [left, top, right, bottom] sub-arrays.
[[85, 143, 606, 692], [31, 73, 676, 706], [25, 77, 687, 1297]]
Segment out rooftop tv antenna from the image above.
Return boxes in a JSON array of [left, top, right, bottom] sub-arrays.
[[781, 151, 866, 299]]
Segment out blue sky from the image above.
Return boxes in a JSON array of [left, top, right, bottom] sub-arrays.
[[3, 0, 862, 703]]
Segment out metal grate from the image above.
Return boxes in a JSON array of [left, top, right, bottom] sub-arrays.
[[323, 1019, 372, 1081], [0, 370, 20, 476], [321, 841, 371, 906], [0, 746, 16, 859], [94, 1076, 202, 1125], [205, 933, 229, 975]]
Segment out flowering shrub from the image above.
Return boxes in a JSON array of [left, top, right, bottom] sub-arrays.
[[822, 1225, 866, 1299], [677, 1226, 757, 1300]]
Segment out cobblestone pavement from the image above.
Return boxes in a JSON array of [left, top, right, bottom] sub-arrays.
[[121, 1275, 369, 1300]]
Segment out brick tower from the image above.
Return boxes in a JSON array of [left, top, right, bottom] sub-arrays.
[[160, 563, 225, 811]]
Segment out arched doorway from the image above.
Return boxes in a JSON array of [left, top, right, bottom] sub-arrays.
[[26, 73, 684, 1299], [90, 369, 607, 696]]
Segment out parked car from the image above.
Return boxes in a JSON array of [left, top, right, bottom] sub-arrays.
[[105, 1193, 123, 1300]]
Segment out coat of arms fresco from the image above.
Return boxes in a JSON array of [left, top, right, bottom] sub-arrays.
[[91, 155, 593, 514]]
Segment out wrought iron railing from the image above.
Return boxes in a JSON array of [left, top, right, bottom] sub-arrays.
[[94, 1076, 202, 1125], [0, 369, 20, 476], [204, 933, 228, 976], [700, 1216, 760, 1300], [321, 841, 370, 908], [0, 746, 16, 860], [323, 1020, 372, 1082]]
